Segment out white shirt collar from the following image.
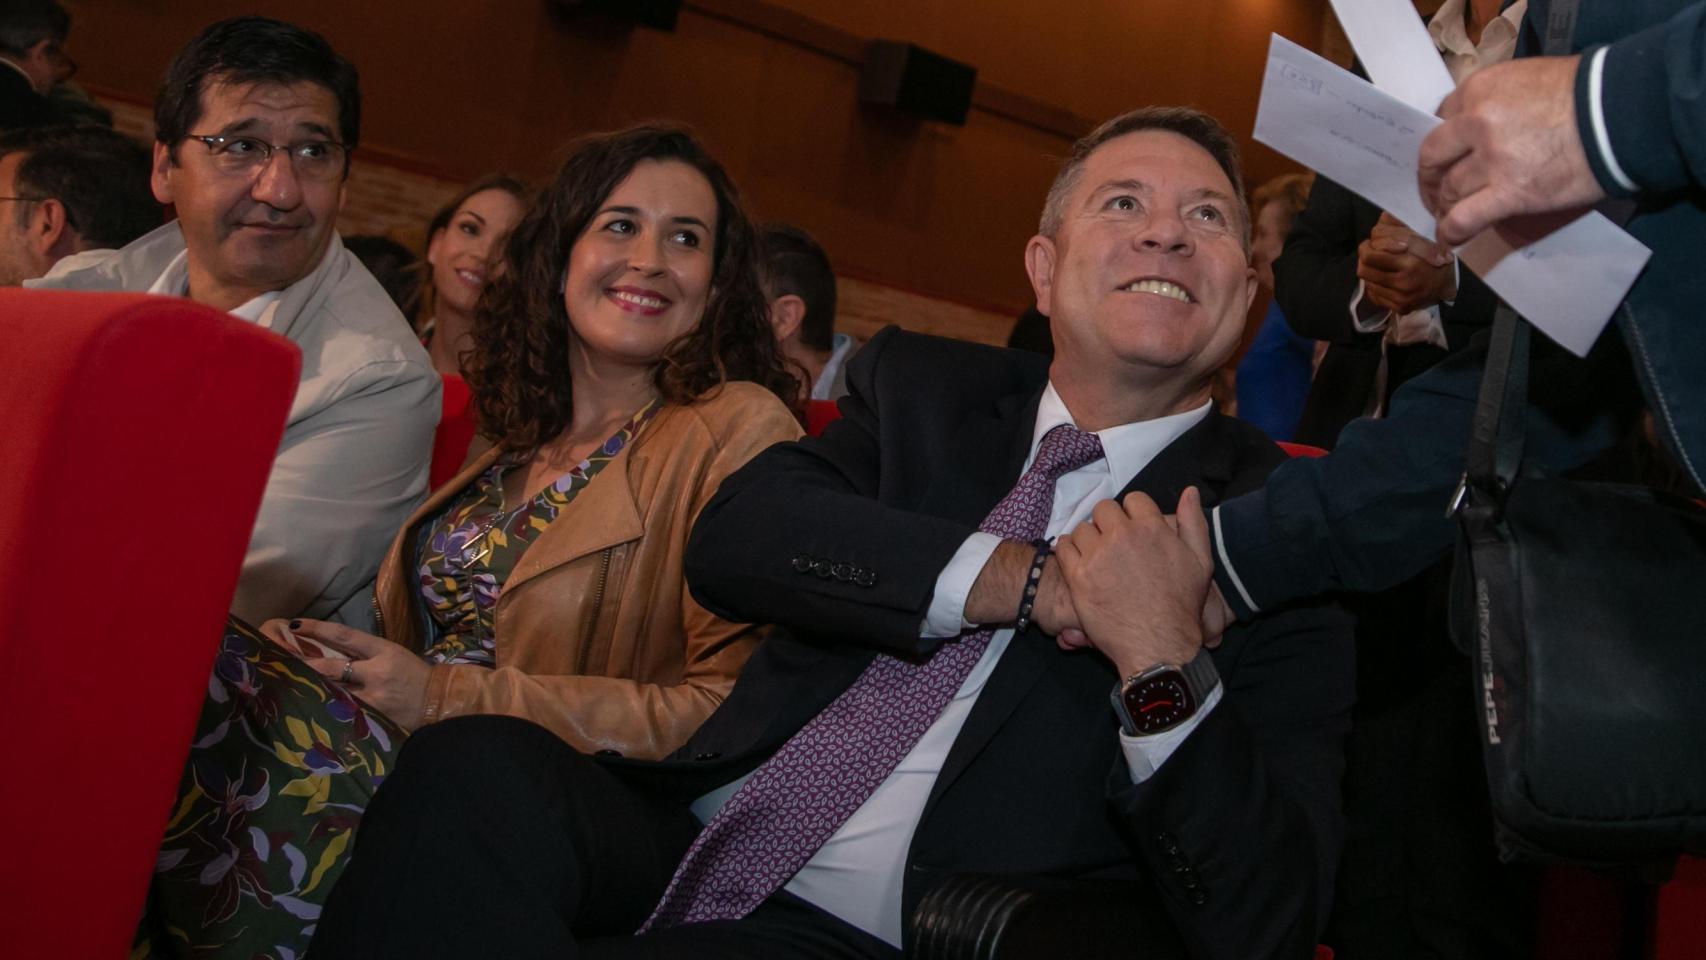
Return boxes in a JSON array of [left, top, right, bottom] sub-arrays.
[[1027, 382, 1213, 483], [146, 247, 284, 324]]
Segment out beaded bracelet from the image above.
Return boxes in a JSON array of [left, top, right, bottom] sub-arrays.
[[1012, 538, 1053, 635]]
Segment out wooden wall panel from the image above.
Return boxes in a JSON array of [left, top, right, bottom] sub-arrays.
[[63, 0, 1328, 328]]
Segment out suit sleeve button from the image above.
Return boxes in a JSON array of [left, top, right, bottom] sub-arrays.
[[855, 570, 877, 587], [832, 562, 855, 581], [813, 559, 834, 578], [1187, 889, 1207, 905], [792, 554, 814, 573]]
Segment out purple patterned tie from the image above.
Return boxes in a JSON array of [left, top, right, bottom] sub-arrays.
[[641, 423, 1106, 931]]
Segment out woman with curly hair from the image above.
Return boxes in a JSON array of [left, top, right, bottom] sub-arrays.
[[137, 125, 802, 959]]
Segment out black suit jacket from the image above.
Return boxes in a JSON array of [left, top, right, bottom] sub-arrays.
[[0, 66, 58, 130], [633, 328, 1353, 959], [1273, 174, 1498, 449]]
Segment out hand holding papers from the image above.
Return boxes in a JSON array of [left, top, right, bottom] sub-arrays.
[[1253, 35, 1648, 357], [1421, 55, 1607, 246]]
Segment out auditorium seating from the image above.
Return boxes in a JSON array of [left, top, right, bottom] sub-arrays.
[[0, 290, 300, 958]]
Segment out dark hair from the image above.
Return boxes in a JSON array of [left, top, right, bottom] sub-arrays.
[[465, 124, 799, 452], [0, 124, 159, 248], [343, 234, 421, 313], [154, 16, 360, 157], [1040, 106, 1249, 249], [417, 173, 531, 325], [0, 1, 68, 58], [757, 222, 838, 352]]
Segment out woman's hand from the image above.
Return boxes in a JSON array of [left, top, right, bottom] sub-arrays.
[[261, 618, 432, 731]]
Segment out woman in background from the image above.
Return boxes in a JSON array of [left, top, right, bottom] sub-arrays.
[[138, 126, 802, 960], [415, 174, 531, 483]]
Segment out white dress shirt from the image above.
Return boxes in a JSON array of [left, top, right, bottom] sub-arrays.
[[693, 385, 1222, 945], [146, 248, 283, 323]]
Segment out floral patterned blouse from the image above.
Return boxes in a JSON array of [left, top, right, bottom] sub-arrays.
[[414, 399, 662, 665]]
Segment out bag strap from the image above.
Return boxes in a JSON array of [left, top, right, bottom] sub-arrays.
[[1461, 0, 1579, 498], [1467, 306, 1531, 493]]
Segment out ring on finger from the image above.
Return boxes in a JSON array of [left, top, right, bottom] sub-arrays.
[[340, 658, 356, 684]]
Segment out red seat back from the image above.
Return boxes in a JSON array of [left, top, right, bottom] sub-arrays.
[[430, 371, 476, 489], [805, 399, 842, 438], [0, 290, 299, 956]]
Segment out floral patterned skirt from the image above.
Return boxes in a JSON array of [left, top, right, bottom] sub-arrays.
[[133, 616, 405, 959]]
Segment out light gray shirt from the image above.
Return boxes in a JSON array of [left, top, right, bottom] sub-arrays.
[[30, 222, 439, 626]]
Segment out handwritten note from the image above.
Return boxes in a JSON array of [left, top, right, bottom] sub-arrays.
[[1254, 36, 1435, 232], [1254, 35, 1649, 357]]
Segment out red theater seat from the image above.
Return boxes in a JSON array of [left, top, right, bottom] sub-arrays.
[[805, 399, 842, 437], [0, 290, 299, 959]]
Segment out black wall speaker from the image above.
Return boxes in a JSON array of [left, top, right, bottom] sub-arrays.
[[858, 41, 977, 126], [545, 0, 681, 31]]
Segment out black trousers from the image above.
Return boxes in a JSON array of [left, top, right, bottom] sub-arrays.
[[312, 716, 900, 960]]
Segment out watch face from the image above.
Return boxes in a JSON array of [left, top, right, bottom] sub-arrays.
[[1123, 669, 1197, 734]]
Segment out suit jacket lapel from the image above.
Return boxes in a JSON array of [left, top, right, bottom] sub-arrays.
[[922, 411, 1240, 817], [1110, 410, 1237, 512], [916, 385, 1044, 528]]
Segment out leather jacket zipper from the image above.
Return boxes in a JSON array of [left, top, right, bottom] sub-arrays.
[[579, 549, 612, 675]]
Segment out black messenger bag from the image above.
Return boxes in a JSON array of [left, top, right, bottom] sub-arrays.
[[1449, 308, 1706, 864]]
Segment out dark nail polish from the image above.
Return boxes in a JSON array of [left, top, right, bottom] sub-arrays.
[[288, 620, 302, 630]]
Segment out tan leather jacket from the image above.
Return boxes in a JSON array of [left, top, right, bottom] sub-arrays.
[[372, 382, 801, 759]]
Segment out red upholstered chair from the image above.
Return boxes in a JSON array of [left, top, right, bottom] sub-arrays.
[[430, 372, 477, 489], [0, 290, 299, 958], [1654, 857, 1706, 959], [805, 399, 842, 438]]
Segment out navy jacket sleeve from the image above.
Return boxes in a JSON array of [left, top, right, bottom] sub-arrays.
[[1584, 2, 1706, 195], [1208, 328, 1640, 619]]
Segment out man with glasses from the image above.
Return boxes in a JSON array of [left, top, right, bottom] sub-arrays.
[[0, 125, 158, 284], [31, 16, 438, 627], [0, 0, 72, 129]]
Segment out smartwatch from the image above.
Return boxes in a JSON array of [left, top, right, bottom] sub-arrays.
[[1110, 649, 1220, 736]]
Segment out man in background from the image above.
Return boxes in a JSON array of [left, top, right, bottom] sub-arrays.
[[759, 222, 859, 402], [0, 125, 158, 284], [0, 0, 71, 129]]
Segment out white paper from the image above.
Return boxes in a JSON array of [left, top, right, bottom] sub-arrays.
[[1254, 36, 1437, 233], [1457, 212, 1652, 357], [1254, 35, 1649, 357], [1325, 0, 1455, 112]]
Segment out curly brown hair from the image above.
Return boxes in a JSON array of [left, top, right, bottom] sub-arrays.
[[464, 125, 799, 453]]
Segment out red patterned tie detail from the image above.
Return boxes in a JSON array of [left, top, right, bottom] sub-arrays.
[[641, 423, 1105, 931]]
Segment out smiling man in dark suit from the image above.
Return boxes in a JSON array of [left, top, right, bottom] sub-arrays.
[[314, 106, 1354, 960]]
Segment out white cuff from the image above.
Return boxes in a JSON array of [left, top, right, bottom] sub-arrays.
[[1350, 280, 1394, 333], [1586, 46, 1639, 193], [920, 532, 1003, 637], [1120, 684, 1224, 782]]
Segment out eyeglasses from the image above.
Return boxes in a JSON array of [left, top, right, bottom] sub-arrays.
[[0, 195, 45, 204], [186, 134, 350, 182]]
